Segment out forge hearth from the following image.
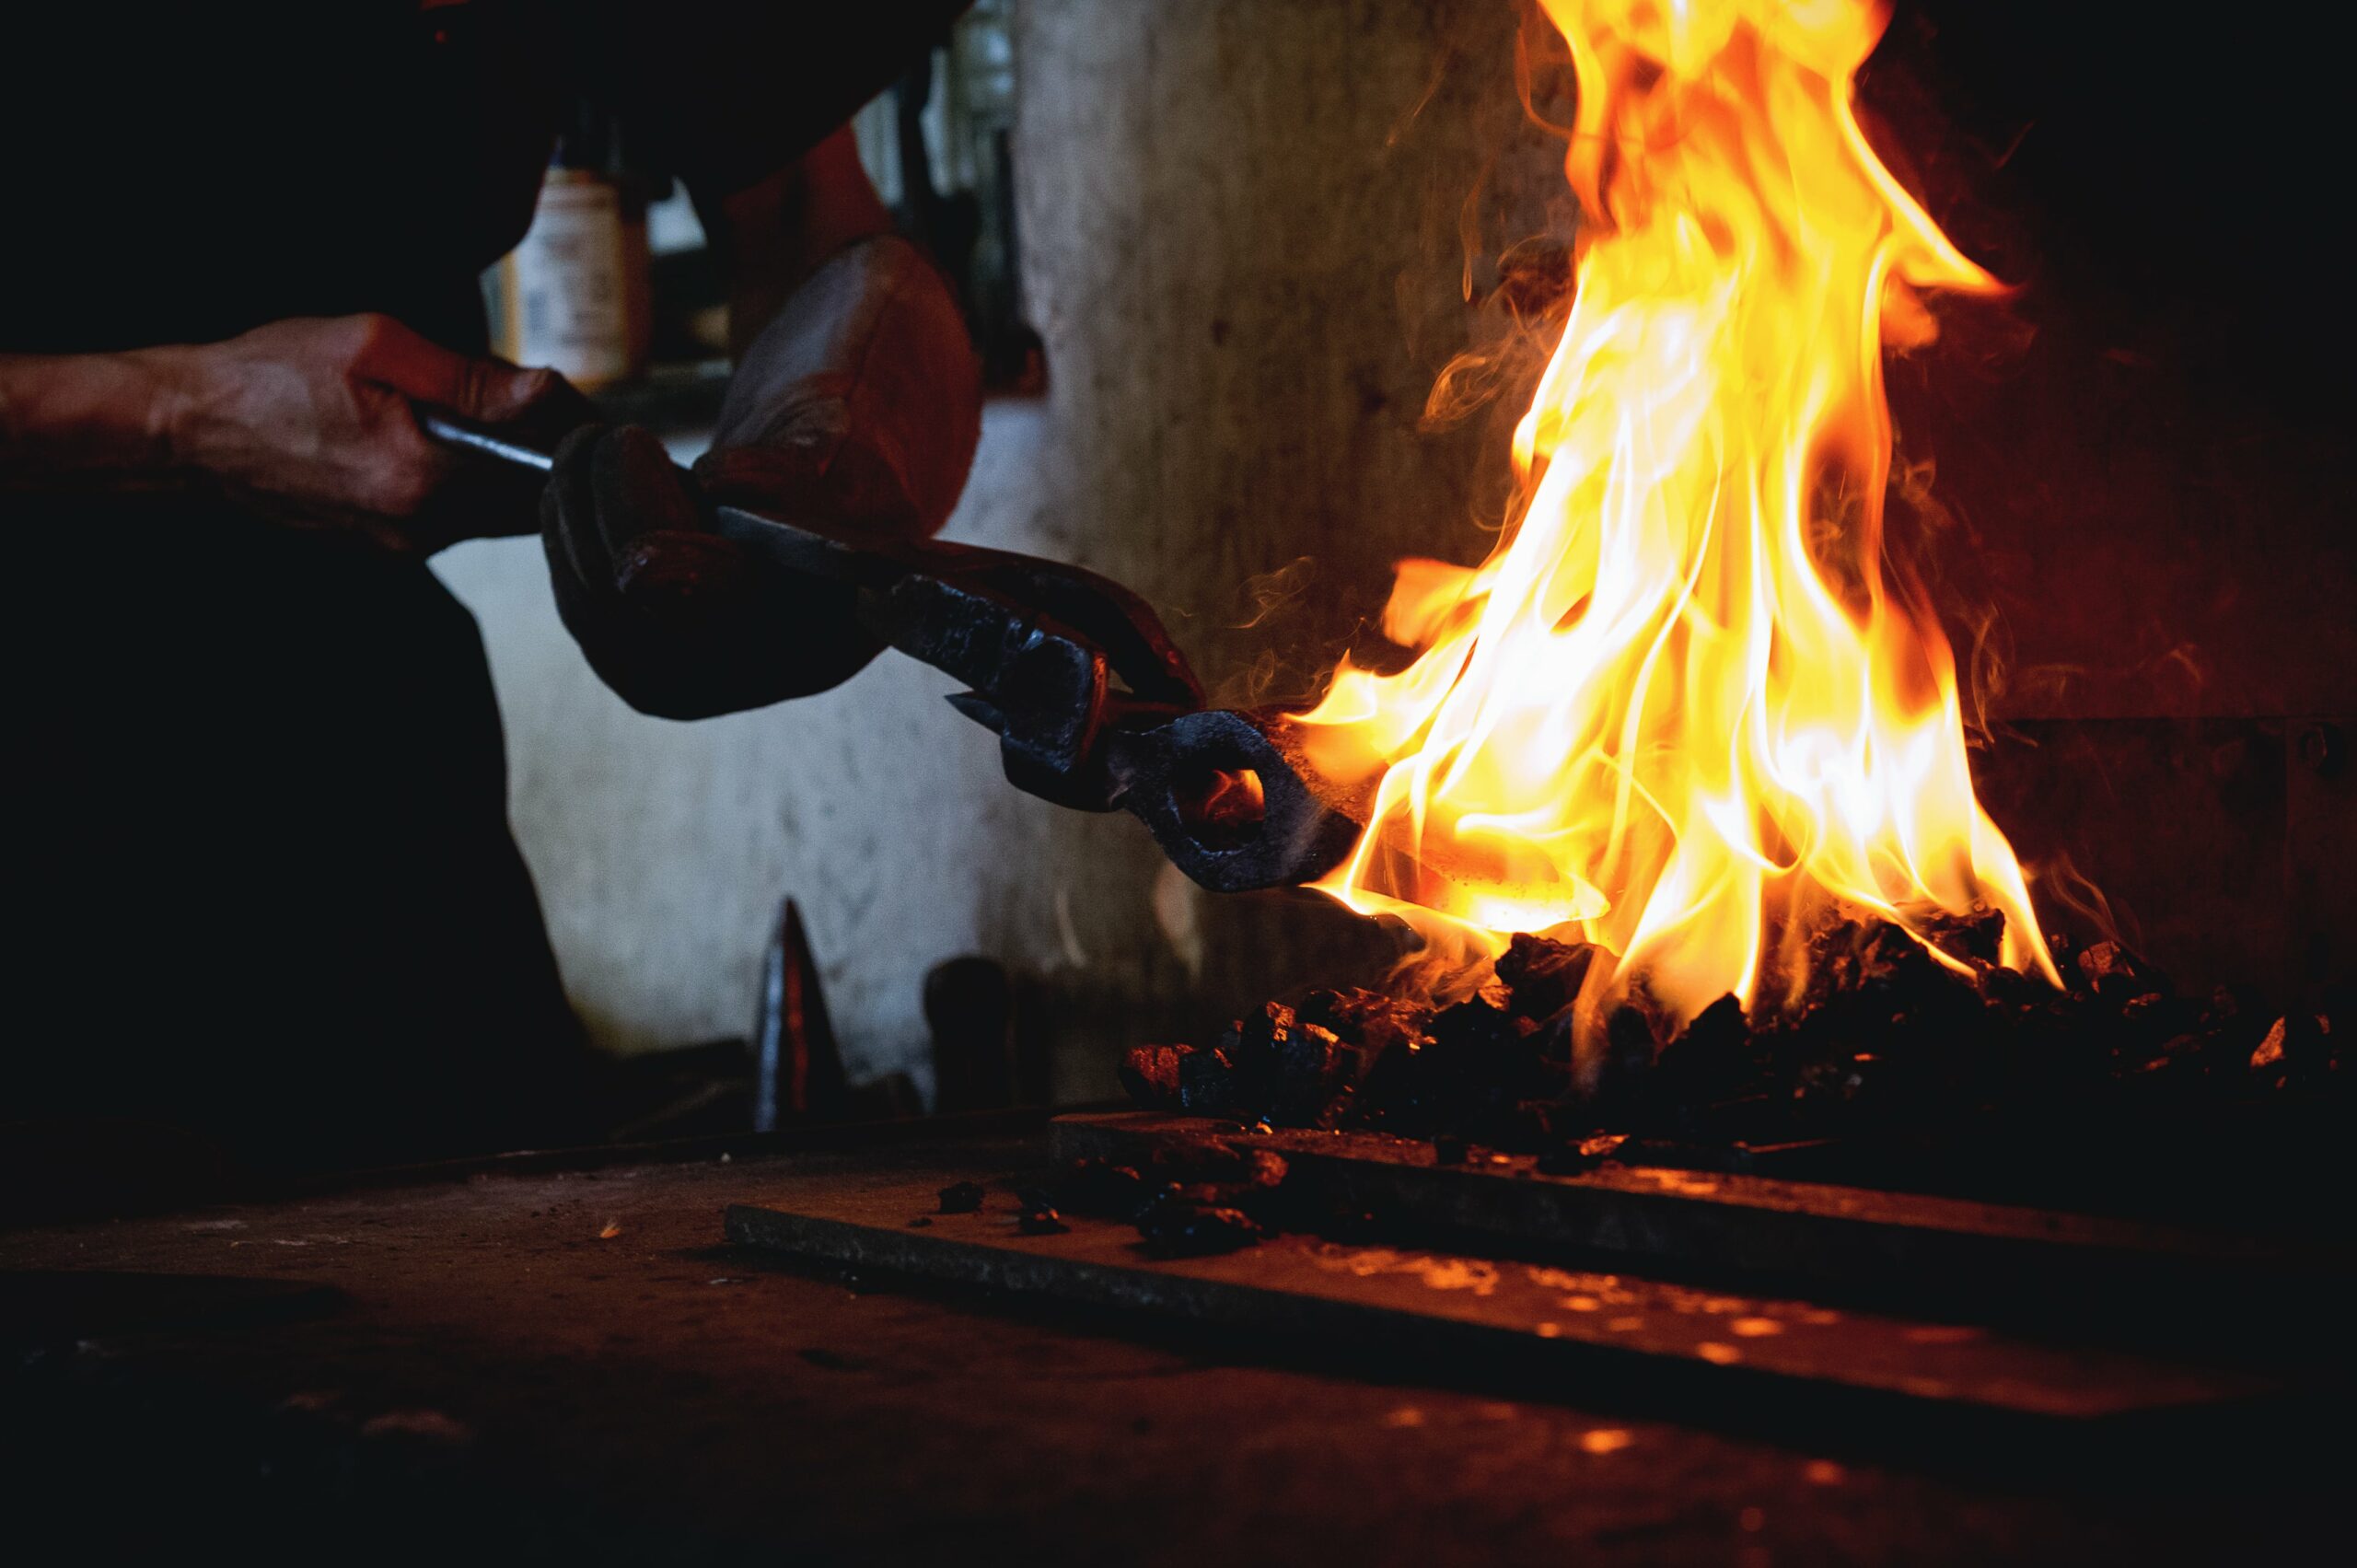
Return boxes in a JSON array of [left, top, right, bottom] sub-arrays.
[[1103, 903, 2347, 1234]]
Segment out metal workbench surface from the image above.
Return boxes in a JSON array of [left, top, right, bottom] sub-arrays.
[[0, 1127, 2335, 1566]]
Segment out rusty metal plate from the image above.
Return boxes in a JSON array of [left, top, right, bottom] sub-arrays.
[[1049, 1113, 2349, 1340], [724, 1169, 2281, 1426]]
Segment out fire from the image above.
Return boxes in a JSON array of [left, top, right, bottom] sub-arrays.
[[1293, 0, 2057, 1031]]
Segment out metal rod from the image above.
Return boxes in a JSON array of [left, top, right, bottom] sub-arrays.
[[420, 412, 557, 473]]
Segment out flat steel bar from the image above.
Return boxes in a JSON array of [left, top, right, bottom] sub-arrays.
[[723, 1172, 2281, 1426], [1049, 1113, 2350, 1333]]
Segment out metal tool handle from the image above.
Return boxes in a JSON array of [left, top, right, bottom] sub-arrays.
[[420, 411, 1202, 705], [420, 412, 556, 473], [421, 410, 867, 580]]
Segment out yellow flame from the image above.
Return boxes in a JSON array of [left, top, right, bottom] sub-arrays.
[[1295, 0, 2058, 1029]]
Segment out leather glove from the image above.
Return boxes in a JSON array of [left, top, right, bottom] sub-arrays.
[[542, 235, 981, 718]]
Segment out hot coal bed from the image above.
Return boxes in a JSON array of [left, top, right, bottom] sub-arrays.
[[1093, 917, 2351, 1251]]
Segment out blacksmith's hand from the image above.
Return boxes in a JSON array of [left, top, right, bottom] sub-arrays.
[[154, 313, 592, 554]]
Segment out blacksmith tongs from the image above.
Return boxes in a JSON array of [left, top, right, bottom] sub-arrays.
[[425, 415, 1359, 892]]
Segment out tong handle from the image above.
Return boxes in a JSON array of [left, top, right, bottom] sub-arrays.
[[422, 411, 1203, 708], [421, 412, 556, 473]]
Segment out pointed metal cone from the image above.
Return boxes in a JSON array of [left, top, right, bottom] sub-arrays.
[[944, 690, 1008, 733], [753, 897, 850, 1131]]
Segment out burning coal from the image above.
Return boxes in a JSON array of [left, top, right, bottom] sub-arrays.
[[1293, 0, 2058, 1035]]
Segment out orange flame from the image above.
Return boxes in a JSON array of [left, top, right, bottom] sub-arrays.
[[1294, 0, 2057, 1030]]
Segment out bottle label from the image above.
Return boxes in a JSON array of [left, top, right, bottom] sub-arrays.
[[505, 170, 632, 389]]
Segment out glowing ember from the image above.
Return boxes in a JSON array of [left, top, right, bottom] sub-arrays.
[[1293, 0, 2057, 1033]]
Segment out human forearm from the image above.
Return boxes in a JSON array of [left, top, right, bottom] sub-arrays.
[[5, 319, 586, 551], [0, 349, 182, 492]]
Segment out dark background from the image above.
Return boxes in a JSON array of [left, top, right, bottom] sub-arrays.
[[1856, 1, 2351, 1002], [1866, 0, 2351, 723]]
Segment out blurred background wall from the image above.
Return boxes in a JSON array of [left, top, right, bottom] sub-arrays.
[[437, 0, 2352, 1096], [435, 0, 1552, 1095]]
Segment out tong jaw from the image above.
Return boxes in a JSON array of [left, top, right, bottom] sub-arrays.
[[1106, 708, 1364, 894], [870, 548, 1363, 893], [866, 573, 1112, 784]]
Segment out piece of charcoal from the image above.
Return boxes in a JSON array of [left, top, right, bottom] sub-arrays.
[[1298, 992, 1430, 1124], [937, 1180, 985, 1214], [1599, 1000, 1662, 1082], [1538, 1132, 1627, 1176], [1213, 1005, 1287, 1103], [1353, 997, 1537, 1137], [1921, 906, 2007, 967], [1433, 997, 1544, 1093], [1431, 1134, 1468, 1165], [1120, 1044, 1192, 1110], [1352, 1036, 1449, 1136], [1975, 963, 2052, 1009], [2188, 986, 2275, 1075], [1427, 996, 1527, 1056], [1685, 993, 1749, 1052], [1869, 934, 1967, 1012], [1492, 933, 1596, 1020], [1794, 917, 1972, 1027], [1648, 993, 1750, 1110], [1017, 1204, 1070, 1236], [2251, 1014, 2333, 1078], [1054, 1158, 1152, 1219], [2076, 940, 2132, 984], [1296, 987, 1433, 1054], [2077, 940, 2171, 1004], [1307, 1080, 1359, 1132], [1237, 1147, 1289, 1189], [1216, 1001, 1352, 1123], [1134, 1196, 1267, 1257], [1178, 1046, 1242, 1113], [2119, 991, 2195, 1046], [1271, 1019, 1347, 1121]]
